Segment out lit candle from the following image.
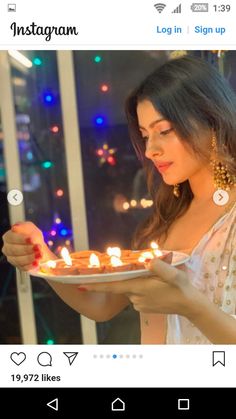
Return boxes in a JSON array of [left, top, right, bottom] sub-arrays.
[[41, 249, 79, 275], [150, 242, 163, 257], [89, 253, 101, 268], [106, 247, 121, 258], [110, 255, 123, 267], [138, 251, 154, 263], [45, 260, 57, 268], [107, 246, 125, 269], [61, 247, 72, 266]]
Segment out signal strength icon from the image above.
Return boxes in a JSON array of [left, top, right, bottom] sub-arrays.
[[172, 4, 182, 13], [154, 3, 166, 13]]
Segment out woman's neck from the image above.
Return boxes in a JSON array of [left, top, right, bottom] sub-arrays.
[[188, 167, 215, 203]]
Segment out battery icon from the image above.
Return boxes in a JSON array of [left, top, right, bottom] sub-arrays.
[[191, 3, 209, 12]]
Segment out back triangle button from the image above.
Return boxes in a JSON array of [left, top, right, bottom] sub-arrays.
[[47, 398, 58, 411]]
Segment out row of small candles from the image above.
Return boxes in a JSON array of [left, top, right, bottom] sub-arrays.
[[46, 242, 162, 269]]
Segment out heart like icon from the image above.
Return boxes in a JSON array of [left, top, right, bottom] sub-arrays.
[[10, 352, 26, 366]]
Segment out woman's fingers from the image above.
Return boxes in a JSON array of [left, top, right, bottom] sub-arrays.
[[2, 222, 46, 271], [2, 230, 32, 245], [7, 253, 36, 266], [146, 258, 178, 281], [147, 257, 184, 285], [6, 253, 39, 270], [78, 277, 148, 294], [2, 242, 42, 257]]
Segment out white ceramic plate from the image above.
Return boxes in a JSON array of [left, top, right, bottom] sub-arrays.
[[29, 251, 190, 284]]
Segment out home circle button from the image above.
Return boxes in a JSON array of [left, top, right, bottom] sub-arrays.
[[111, 397, 125, 411]]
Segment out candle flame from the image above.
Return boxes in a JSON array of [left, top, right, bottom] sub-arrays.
[[89, 253, 100, 267], [61, 247, 72, 266], [153, 249, 163, 257], [110, 255, 123, 267], [138, 251, 154, 263], [106, 246, 121, 258], [46, 260, 57, 268]]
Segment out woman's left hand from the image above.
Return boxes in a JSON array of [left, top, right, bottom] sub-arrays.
[[78, 257, 200, 317]]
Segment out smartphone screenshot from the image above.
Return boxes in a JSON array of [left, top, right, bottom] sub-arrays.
[[0, 0, 236, 415]]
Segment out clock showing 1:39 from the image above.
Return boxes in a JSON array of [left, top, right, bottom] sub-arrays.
[[213, 4, 231, 12]]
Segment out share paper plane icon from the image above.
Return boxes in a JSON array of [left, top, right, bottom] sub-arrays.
[[63, 352, 78, 366]]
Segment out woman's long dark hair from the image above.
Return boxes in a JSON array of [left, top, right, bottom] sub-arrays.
[[125, 55, 236, 249]]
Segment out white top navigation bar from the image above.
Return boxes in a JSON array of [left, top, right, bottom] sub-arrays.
[[0, 0, 235, 48]]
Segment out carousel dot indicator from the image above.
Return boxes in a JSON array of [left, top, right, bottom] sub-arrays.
[[112, 354, 117, 359]]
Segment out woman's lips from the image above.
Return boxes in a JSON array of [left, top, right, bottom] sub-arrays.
[[155, 162, 173, 173]]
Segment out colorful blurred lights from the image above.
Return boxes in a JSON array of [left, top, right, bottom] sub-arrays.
[[50, 230, 57, 236], [26, 151, 33, 160], [46, 339, 55, 345], [94, 55, 102, 63], [107, 156, 116, 166], [101, 84, 109, 92], [44, 94, 53, 103], [33, 57, 42, 66], [95, 116, 104, 126], [123, 202, 130, 210], [56, 189, 64, 197], [50, 125, 59, 133], [42, 161, 53, 169], [130, 200, 137, 207], [60, 228, 68, 236], [55, 218, 62, 224]]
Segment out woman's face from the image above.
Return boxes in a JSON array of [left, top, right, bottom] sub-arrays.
[[137, 100, 209, 185]]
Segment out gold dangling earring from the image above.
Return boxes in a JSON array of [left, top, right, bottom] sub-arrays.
[[173, 184, 180, 198], [211, 133, 235, 206]]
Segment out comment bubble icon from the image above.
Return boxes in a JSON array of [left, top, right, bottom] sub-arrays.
[[37, 352, 53, 367]]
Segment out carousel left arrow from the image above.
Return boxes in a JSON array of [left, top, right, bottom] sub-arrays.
[[7, 189, 23, 206]]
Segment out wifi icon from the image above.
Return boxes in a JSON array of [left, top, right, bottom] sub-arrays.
[[154, 3, 166, 13]]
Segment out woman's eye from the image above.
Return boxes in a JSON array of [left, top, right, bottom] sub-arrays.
[[160, 128, 173, 136], [141, 135, 149, 142]]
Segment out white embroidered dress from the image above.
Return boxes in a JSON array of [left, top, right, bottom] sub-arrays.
[[141, 203, 236, 344]]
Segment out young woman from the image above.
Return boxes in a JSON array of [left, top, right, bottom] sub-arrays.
[[2, 55, 236, 344]]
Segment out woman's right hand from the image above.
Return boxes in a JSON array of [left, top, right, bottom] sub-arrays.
[[2, 221, 52, 271]]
